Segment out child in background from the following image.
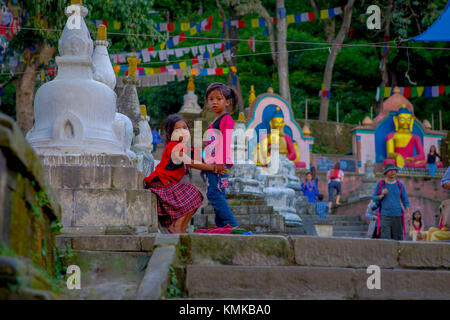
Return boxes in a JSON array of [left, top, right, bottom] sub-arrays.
[[427, 205, 449, 241], [144, 114, 215, 233], [311, 166, 319, 190], [203, 82, 239, 229], [315, 194, 329, 219], [365, 199, 381, 239], [301, 172, 319, 203], [409, 210, 427, 241], [152, 128, 162, 153]]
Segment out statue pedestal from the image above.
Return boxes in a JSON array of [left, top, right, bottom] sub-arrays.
[[256, 154, 303, 226], [40, 154, 158, 234]]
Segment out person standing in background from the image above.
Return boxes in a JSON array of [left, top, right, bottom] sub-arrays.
[[327, 162, 344, 210], [427, 145, 441, 177], [152, 128, 162, 153]]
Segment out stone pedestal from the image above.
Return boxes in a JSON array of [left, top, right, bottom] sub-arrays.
[[256, 154, 303, 226], [41, 154, 158, 234], [347, 160, 378, 202]]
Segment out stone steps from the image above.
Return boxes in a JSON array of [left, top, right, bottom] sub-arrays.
[[332, 231, 368, 238], [186, 265, 450, 299], [193, 213, 285, 233], [182, 234, 450, 300], [300, 214, 368, 238], [62, 250, 150, 300], [202, 205, 274, 215]]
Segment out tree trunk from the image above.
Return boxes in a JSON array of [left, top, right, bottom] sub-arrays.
[[276, 0, 290, 105], [377, 0, 394, 114], [319, 0, 355, 122], [253, 2, 277, 65], [228, 5, 244, 113], [15, 43, 56, 135], [216, 0, 244, 113]]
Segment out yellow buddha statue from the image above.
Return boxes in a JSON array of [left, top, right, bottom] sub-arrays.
[[253, 107, 303, 167], [384, 105, 426, 168]]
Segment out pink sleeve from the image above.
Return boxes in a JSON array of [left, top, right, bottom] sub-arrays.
[[219, 114, 234, 165]]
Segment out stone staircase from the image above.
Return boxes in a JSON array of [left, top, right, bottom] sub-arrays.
[[183, 234, 450, 300], [193, 197, 286, 233], [56, 233, 450, 300], [299, 214, 368, 238], [57, 234, 156, 299]]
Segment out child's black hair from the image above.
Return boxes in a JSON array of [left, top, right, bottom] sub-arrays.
[[163, 114, 190, 145], [412, 210, 422, 228], [318, 194, 324, 201], [205, 82, 239, 114]]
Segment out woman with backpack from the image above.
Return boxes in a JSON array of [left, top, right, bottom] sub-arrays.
[[327, 162, 344, 210]]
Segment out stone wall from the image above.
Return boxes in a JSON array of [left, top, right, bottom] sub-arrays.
[[296, 168, 448, 229], [0, 113, 61, 277]]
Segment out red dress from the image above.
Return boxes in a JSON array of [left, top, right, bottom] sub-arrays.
[[144, 141, 203, 228]]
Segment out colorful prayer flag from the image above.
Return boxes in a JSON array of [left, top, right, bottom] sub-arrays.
[[259, 18, 266, 27], [417, 86, 424, 97], [384, 87, 391, 98], [403, 87, 411, 98], [248, 37, 255, 52], [320, 9, 329, 19]]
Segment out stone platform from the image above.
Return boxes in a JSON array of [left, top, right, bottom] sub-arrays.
[[41, 154, 157, 234], [56, 233, 450, 300], [193, 198, 286, 233]]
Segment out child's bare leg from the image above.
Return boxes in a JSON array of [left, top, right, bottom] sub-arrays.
[[180, 210, 196, 233], [168, 218, 184, 233], [336, 195, 341, 205]]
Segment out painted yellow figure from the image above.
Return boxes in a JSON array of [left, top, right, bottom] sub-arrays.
[[127, 56, 141, 78], [384, 105, 426, 168], [254, 107, 302, 167]]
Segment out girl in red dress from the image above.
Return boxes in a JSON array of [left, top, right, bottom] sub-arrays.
[[144, 114, 215, 233]]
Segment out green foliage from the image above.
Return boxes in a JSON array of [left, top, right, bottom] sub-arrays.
[[53, 245, 74, 282], [50, 219, 64, 235], [166, 265, 182, 298], [1, 0, 449, 130]]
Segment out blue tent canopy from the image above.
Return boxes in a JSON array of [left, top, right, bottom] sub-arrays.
[[410, 2, 450, 41]]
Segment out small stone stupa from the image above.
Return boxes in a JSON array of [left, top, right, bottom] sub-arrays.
[[26, 0, 157, 234], [131, 105, 155, 177], [117, 56, 142, 136], [179, 76, 202, 114], [27, 2, 123, 155]]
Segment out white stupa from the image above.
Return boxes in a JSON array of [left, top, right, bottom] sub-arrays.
[[179, 76, 202, 114], [26, 1, 124, 155]]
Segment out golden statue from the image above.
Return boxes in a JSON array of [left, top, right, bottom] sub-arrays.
[[253, 107, 300, 167], [384, 105, 426, 168]]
